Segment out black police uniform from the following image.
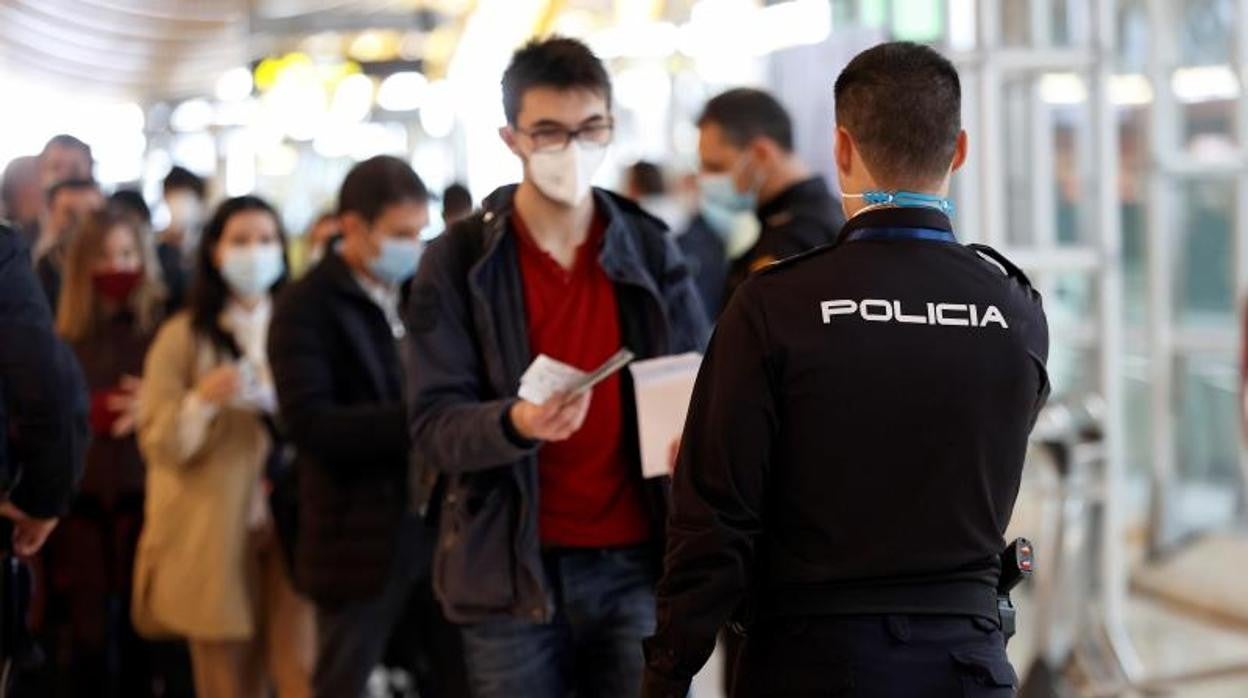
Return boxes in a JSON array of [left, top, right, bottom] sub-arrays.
[[642, 206, 1050, 697], [721, 176, 845, 314]]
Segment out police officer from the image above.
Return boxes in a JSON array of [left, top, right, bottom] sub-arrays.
[[642, 42, 1050, 697], [696, 88, 845, 315]]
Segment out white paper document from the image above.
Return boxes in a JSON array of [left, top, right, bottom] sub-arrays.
[[518, 349, 635, 405], [628, 352, 703, 479]]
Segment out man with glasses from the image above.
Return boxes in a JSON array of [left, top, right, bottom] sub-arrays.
[[404, 36, 708, 698]]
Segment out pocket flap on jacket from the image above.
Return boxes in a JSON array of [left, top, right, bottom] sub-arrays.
[[950, 648, 1018, 687]]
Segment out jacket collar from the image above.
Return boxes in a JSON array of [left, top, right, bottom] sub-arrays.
[[318, 247, 380, 305], [474, 185, 662, 298], [836, 206, 955, 245], [758, 176, 833, 223], [312, 248, 395, 397]]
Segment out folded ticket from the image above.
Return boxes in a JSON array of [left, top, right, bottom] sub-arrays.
[[517, 349, 635, 405]]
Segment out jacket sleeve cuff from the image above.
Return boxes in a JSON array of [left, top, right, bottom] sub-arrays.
[[176, 393, 220, 460], [640, 669, 691, 698], [8, 486, 65, 520], [499, 399, 539, 451]]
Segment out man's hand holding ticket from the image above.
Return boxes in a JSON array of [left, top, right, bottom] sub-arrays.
[[510, 349, 635, 442]]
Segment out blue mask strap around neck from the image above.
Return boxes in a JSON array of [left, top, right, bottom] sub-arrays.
[[859, 190, 955, 215]]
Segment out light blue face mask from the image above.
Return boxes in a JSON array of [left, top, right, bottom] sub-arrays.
[[369, 237, 423, 286], [220, 244, 284, 298], [842, 190, 956, 215], [699, 167, 758, 243], [698, 195, 740, 242]]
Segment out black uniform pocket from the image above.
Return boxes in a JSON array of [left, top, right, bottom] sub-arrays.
[[950, 647, 1017, 697]]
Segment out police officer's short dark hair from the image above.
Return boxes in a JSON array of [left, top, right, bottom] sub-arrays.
[[697, 88, 794, 153], [502, 37, 612, 126], [162, 165, 206, 199], [834, 42, 962, 186], [338, 155, 428, 224]]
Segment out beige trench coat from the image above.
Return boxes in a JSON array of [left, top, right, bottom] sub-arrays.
[[131, 313, 270, 640]]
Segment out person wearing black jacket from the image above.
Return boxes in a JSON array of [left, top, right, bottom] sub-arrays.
[[406, 37, 708, 698], [696, 88, 845, 315], [0, 222, 87, 556], [268, 156, 467, 698], [644, 42, 1050, 697]]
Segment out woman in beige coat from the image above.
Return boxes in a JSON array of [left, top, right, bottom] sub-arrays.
[[133, 195, 313, 698]]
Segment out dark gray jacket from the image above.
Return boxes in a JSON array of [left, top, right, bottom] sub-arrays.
[[405, 185, 710, 623], [0, 224, 87, 519]]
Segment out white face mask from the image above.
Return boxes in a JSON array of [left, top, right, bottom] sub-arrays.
[[527, 142, 607, 207], [167, 191, 203, 230]]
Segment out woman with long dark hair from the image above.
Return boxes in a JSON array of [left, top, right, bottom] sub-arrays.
[[132, 196, 313, 698]]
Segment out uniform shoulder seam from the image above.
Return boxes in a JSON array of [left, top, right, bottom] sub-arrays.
[[757, 242, 837, 274], [968, 243, 1034, 288]]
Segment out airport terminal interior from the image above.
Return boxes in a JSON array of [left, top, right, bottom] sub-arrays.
[[0, 0, 1246, 696]]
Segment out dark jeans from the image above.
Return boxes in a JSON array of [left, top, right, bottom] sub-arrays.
[[313, 517, 469, 698], [459, 545, 658, 698], [733, 615, 1017, 697]]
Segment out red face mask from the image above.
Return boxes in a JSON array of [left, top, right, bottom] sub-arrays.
[[92, 270, 144, 303]]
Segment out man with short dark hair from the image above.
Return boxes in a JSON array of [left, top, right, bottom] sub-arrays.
[[624, 160, 684, 233], [644, 42, 1049, 697], [108, 189, 153, 230], [38, 134, 93, 191], [440, 183, 474, 227], [697, 87, 844, 313], [35, 178, 103, 308], [269, 155, 467, 698], [157, 165, 208, 310], [406, 36, 708, 698]]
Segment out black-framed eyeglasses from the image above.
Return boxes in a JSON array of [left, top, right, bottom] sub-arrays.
[[515, 119, 615, 152]]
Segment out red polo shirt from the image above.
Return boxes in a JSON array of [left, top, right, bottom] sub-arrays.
[[514, 211, 652, 548]]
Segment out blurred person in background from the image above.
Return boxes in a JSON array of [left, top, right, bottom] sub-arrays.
[[39, 134, 94, 191], [671, 171, 733, 319], [697, 88, 844, 310], [300, 212, 340, 272], [2, 155, 43, 248], [109, 189, 153, 231], [0, 221, 89, 694], [36, 178, 104, 309], [157, 166, 208, 311], [270, 155, 468, 698], [132, 196, 314, 698], [41, 209, 167, 697], [623, 160, 685, 233], [406, 37, 708, 698], [441, 182, 474, 227]]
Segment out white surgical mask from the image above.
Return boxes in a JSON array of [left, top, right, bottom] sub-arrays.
[[220, 244, 284, 298], [528, 142, 607, 207], [167, 191, 203, 230]]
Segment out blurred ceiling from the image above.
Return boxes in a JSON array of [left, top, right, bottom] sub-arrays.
[[0, 0, 467, 99]]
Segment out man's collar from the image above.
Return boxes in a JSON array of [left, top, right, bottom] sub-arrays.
[[837, 206, 955, 245], [757, 176, 831, 222]]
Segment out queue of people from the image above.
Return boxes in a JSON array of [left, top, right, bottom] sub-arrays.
[[0, 35, 1042, 698]]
